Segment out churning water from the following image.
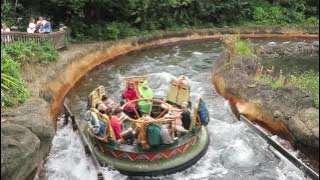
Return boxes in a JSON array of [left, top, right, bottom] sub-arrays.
[[45, 40, 318, 180]]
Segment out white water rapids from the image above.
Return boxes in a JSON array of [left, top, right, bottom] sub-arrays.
[[45, 40, 318, 180]]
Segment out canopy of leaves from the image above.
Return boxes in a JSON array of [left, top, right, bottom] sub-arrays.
[[1, 0, 318, 39]]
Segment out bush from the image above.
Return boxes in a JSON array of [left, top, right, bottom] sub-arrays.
[[1, 2, 17, 27], [1, 41, 58, 107], [86, 22, 139, 41], [3, 41, 58, 64], [222, 35, 255, 57], [306, 16, 319, 25], [253, 6, 305, 24], [1, 50, 29, 107], [288, 71, 319, 108], [235, 40, 254, 56], [256, 71, 319, 108]]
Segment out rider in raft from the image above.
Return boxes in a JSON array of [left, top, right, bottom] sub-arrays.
[[122, 80, 139, 117]]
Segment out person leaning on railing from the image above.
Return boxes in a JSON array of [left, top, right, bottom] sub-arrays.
[[1, 23, 11, 32], [1, 23, 12, 43], [27, 18, 36, 33], [36, 16, 52, 33]]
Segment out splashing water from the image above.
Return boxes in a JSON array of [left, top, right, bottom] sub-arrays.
[[45, 120, 97, 180]]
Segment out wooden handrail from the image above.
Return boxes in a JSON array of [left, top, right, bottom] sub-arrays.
[[1, 30, 68, 49]]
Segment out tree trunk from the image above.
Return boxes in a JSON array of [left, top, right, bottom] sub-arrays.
[[14, 0, 18, 13]]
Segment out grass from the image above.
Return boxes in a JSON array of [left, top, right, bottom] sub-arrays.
[[288, 71, 319, 108], [3, 41, 58, 64], [222, 35, 255, 57], [256, 71, 319, 108]]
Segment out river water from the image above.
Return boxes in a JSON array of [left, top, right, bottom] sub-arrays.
[[45, 40, 318, 180]]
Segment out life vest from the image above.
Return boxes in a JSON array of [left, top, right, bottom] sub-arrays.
[[137, 80, 154, 114], [198, 98, 210, 126]]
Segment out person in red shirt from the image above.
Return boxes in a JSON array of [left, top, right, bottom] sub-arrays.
[[110, 107, 135, 144], [122, 81, 139, 116]]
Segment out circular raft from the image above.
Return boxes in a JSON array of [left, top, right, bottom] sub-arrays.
[[85, 125, 209, 176], [84, 77, 210, 176]]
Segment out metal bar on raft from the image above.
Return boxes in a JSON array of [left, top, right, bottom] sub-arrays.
[[63, 102, 105, 180], [239, 115, 319, 180]]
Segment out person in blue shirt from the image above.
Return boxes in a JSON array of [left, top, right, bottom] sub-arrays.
[[38, 17, 52, 33]]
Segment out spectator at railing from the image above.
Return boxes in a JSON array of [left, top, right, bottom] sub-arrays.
[[1, 23, 11, 32], [36, 16, 43, 30], [1, 23, 12, 43], [39, 17, 52, 33], [27, 18, 36, 33]]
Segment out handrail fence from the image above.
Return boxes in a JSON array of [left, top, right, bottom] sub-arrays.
[[1, 30, 68, 49]]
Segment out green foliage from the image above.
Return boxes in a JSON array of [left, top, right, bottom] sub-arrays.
[[253, 6, 306, 24], [1, 1, 27, 31], [86, 22, 139, 41], [1, 41, 58, 107], [1, 2, 16, 27], [1, 0, 319, 40], [235, 41, 254, 56], [167, 0, 194, 7], [306, 16, 319, 25], [304, 0, 319, 17], [222, 35, 255, 57], [288, 71, 319, 108], [3, 41, 58, 64], [1, 50, 29, 107], [255, 74, 285, 89], [256, 71, 319, 108]]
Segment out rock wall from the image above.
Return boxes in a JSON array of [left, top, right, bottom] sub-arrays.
[[257, 41, 319, 58], [1, 98, 54, 180], [1, 26, 318, 180], [212, 47, 319, 149]]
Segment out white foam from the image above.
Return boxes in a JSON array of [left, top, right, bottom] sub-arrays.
[[192, 52, 203, 55], [268, 42, 277, 46], [45, 121, 97, 180], [220, 139, 258, 170]]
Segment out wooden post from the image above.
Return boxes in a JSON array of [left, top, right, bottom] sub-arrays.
[[64, 109, 69, 125], [71, 115, 77, 131]]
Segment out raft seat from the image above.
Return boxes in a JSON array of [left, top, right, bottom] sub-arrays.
[[88, 85, 106, 109]]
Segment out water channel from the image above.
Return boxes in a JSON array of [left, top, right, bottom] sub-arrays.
[[45, 40, 318, 180]]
